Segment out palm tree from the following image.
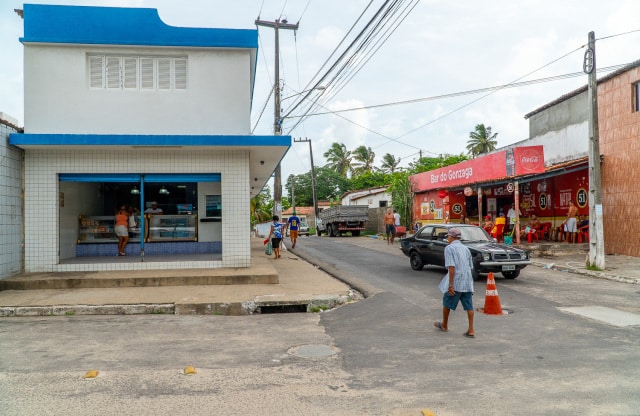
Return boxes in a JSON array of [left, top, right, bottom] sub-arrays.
[[380, 153, 401, 173], [323, 142, 352, 177], [467, 124, 498, 157], [351, 145, 376, 176]]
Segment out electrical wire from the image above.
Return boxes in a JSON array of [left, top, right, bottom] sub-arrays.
[[289, 63, 629, 117]]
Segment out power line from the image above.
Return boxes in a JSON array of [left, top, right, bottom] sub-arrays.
[[288, 63, 629, 118]]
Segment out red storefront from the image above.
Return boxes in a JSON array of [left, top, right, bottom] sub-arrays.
[[410, 147, 589, 236]]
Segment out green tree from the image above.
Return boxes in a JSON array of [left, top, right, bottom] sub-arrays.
[[466, 123, 498, 157], [351, 145, 376, 176], [250, 188, 273, 227], [286, 167, 351, 207], [387, 171, 412, 228], [380, 153, 401, 173], [408, 154, 468, 174], [350, 171, 390, 190], [323, 142, 352, 177]]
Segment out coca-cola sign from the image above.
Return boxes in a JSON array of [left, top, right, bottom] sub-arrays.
[[515, 146, 545, 174]]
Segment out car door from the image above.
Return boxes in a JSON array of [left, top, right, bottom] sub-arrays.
[[412, 226, 434, 263], [429, 226, 449, 267]]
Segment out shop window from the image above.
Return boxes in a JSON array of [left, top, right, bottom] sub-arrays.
[[205, 195, 222, 222]]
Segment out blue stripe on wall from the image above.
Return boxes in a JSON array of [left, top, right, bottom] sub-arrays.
[[59, 173, 221, 182], [9, 134, 291, 147], [21, 4, 258, 48]]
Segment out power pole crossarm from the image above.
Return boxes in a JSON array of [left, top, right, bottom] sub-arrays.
[[255, 18, 299, 220]]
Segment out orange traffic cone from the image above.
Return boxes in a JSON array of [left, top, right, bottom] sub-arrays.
[[482, 272, 505, 315]]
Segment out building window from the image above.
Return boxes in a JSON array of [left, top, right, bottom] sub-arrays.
[[89, 55, 187, 91], [205, 195, 222, 221], [635, 82, 640, 112]]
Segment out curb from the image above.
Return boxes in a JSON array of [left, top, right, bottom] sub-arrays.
[[530, 260, 640, 285], [0, 293, 354, 317]]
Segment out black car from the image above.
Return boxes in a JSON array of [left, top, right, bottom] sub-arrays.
[[400, 223, 530, 280]]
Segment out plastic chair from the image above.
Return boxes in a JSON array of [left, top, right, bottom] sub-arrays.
[[491, 224, 505, 242], [527, 227, 539, 243], [578, 225, 589, 243], [538, 222, 551, 240]]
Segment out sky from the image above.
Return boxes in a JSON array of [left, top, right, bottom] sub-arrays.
[[2, 0, 640, 183]]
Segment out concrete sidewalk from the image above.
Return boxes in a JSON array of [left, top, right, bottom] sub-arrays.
[[1, 235, 638, 317], [0, 238, 353, 317]]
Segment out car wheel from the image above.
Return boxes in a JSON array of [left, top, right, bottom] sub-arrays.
[[410, 252, 424, 271], [502, 269, 520, 279]]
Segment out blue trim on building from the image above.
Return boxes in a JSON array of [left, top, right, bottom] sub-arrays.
[[59, 173, 221, 182], [9, 134, 291, 147], [21, 4, 258, 49]]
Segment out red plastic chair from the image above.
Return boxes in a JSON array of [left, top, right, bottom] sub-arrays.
[[491, 224, 505, 242], [578, 225, 589, 243], [527, 227, 539, 243], [537, 222, 551, 240]]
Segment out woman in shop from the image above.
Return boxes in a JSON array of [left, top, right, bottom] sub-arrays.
[[115, 205, 129, 256]]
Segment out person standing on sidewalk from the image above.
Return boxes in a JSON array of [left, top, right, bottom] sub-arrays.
[[287, 211, 301, 249], [563, 200, 579, 243], [384, 208, 395, 245], [434, 227, 475, 338], [269, 215, 284, 259], [393, 209, 401, 242]]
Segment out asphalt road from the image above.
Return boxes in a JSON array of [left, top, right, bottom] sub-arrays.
[[1, 235, 639, 416]]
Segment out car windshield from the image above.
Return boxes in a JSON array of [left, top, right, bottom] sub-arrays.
[[460, 226, 491, 241]]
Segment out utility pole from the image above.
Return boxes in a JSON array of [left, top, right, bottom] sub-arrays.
[[294, 137, 319, 234], [255, 17, 299, 220], [584, 31, 605, 269]]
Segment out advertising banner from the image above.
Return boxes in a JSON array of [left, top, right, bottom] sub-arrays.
[[410, 146, 545, 192]]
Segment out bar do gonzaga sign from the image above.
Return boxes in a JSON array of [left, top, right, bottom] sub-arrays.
[[410, 146, 546, 223]]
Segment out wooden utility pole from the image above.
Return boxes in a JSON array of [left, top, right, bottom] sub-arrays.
[[255, 18, 299, 220], [294, 137, 319, 234], [584, 31, 605, 269]]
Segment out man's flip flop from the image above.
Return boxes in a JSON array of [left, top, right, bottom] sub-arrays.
[[463, 331, 475, 338], [434, 322, 447, 332]]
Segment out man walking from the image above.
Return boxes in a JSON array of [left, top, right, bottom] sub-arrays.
[[434, 228, 475, 338], [287, 211, 301, 249]]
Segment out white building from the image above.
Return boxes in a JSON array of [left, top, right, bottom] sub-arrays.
[[9, 4, 289, 272], [340, 186, 391, 208]]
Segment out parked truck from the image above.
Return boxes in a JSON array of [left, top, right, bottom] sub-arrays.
[[317, 205, 369, 237]]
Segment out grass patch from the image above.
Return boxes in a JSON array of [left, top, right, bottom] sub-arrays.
[[65, 310, 75, 316], [586, 264, 603, 271], [309, 304, 330, 313]]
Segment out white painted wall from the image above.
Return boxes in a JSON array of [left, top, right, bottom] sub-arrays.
[[24, 148, 250, 272], [23, 45, 252, 135]]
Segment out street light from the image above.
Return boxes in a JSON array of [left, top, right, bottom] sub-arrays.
[[281, 86, 326, 101]]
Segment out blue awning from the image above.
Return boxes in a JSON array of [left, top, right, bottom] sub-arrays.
[[59, 173, 220, 182]]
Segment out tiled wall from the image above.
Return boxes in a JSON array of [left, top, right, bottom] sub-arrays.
[[0, 123, 23, 278], [24, 148, 250, 272], [598, 67, 640, 257]]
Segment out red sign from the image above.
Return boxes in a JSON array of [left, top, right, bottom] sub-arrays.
[[410, 146, 545, 192]]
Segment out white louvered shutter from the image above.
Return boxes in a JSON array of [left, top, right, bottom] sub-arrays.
[[106, 56, 121, 89], [174, 58, 187, 90], [157, 58, 171, 90], [123, 57, 138, 90], [140, 57, 155, 90], [89, 55, 104, 89]]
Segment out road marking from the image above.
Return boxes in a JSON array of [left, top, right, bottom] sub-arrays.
[[559, 306, 640, 327]]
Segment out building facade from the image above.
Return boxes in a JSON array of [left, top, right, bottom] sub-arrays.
[[9, 4, 289, 272], [0, 114, 23, 278]]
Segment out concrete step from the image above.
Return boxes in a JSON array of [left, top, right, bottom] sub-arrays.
[[513, 242, 589, 258], [0, 268, 278, 291]]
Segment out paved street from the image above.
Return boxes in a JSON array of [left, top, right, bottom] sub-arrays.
[[1, 235, 639, 415]]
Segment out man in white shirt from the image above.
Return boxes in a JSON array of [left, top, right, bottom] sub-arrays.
[[144, 201, 163, 214]]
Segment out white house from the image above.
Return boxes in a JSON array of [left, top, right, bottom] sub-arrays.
[[340, 186, 391, 208], [9, 4, 289, 272]]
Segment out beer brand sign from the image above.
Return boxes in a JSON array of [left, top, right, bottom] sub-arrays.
[[410, 146, 545, 192]]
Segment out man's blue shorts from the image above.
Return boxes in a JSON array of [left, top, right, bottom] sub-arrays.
[[443, 291, 473, 311]]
